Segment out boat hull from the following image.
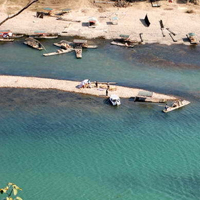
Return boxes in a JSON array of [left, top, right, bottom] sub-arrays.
[[163, 100, 190, 113]]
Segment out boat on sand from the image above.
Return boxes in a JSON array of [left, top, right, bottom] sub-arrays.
[[163, 99, 190, 113], [186, 33, 199, 45]]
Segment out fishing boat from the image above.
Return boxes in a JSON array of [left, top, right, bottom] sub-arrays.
[[43, 48, 74, 57], [75, 46, 82, 59], [0, 30, 23, 42], [54, 40, 73, 48], [32, 31, 59, 39], [82, 43, 98, 49], [0, 38, 14, 42], [186, 33, 198, 45], [109, 94, 121, 106], [24, 37, 44, 50], [162, 100, 190, 113], [111, 41, 134, 48]]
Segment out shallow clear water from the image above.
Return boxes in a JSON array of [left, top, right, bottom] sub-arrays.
[[0, 38, 200, 200]]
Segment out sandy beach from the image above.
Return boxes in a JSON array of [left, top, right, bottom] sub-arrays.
[[0, 1, 200, 45], [0, 75, 176, 100]]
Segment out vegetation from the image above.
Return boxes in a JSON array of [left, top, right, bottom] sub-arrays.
[[0, 183, 22, 200]]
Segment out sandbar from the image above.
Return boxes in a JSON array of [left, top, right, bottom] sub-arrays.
[[0, 75, 176, 100]]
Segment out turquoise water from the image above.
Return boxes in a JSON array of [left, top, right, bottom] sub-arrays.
[[0, 38, 200, 200]]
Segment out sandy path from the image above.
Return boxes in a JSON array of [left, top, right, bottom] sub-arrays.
[[0, 75, 176, 100]]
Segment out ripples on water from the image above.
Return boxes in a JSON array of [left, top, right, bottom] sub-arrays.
[[0, 39, 200, 200]]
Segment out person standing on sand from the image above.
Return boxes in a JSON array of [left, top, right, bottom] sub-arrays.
[[106, 89, 108, 96]]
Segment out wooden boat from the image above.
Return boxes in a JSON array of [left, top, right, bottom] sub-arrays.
[[82, 43, 98, 49], [186, 33, 198, 45], [32, 31, 59, 39], [111, 41, 134, 48], [162, 100, 190, 113], [43, 48, 74, 57], [54, 40, 72, 47], [11, 34, 24, 38], [24, 37, 44, 50], [75, 46, 82, 58], [0, 38, 14, 42]]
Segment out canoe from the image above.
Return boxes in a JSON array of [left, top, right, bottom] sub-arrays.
[[24, 37, 44, 50], [82, 44, 98, 49], [111, 41, 134, 48], [0, 38, 14, 42], [33, 35, 58, 39], [54, 40, 72, 47], [75, 46, 82, 58], [163, 100, 190, 113], [43, 48, 74, 56]]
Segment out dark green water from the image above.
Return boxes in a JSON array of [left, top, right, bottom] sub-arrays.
[[0, 38, 200, 200]]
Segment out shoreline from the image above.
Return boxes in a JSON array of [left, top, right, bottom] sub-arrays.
[[0, 75, 176, 100], [0, 2, 200, 45]]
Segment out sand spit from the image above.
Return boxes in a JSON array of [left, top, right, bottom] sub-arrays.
[[0, 75, 176, 100]]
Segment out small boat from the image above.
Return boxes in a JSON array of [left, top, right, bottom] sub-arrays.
[[54, 40, 73, 47], [162, 100, 190, 113], [75, 46, 82, 59], [0, 38, 14, 42], [111, 41, 134, 48], [43, 48, 74, 56], [82, 43, 98, 49], [109, 94, 121, 106], [11, 34, 24, 38], [32, 31, 59, 39], [24, 37, 43, 50], [186, 33, 198, 45]]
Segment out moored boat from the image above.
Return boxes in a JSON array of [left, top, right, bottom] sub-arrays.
[[75, 46, 82, 59], [43, 48, 74, 56], [54, 40, 73, 48], [24, 37, 44, 50], [162, 100, 190, 113], [0, 38, 14, 42], [109, 94, 121, 106], [111, 41, 134, 48], [31, 31, 59, 39]]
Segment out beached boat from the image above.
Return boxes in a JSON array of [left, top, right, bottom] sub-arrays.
[[31, 31, 59, 39], [43, 48, 74, 56], [24, 37, 44, 50], [111, 41, 134, 48], [75, 46, 82, 59], [162, 100, 190, 113], [110, 94, 121, 106], [187, 33, 198, 45]]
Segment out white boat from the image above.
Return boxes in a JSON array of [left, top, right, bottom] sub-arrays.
[[109, 94, 121, 106], [163, 100, 190, 113], [43, 48, 74, 56]]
